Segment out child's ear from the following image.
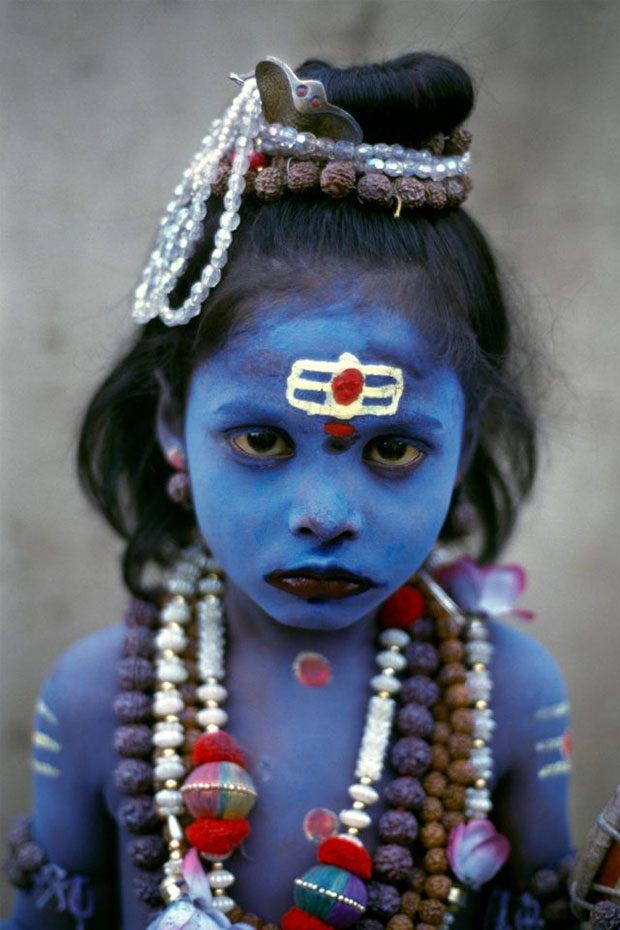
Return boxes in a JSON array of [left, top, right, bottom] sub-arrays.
[[154, 370, 185, 463]]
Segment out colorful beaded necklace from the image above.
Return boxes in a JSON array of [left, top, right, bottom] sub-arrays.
[[113, 546, 497, 930]]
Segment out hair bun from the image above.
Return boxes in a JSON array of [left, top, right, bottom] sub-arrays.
[[296, 52, 474, 148]]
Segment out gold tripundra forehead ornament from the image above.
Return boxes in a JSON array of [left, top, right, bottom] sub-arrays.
[[133, 58, 472, 328]]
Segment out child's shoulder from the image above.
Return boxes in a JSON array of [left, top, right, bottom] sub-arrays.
[[487, 618, 567, 707], [38, 624, 125, 726], [487, 619, 569, 776]]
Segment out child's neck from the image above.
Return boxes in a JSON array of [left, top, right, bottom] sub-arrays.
[[224, 580, 379, 660]]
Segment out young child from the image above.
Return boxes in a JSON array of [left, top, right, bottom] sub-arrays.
[[3, 53, 583, 929]]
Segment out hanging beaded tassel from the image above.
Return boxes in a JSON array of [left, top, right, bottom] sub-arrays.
[[133, 78, 262, 327]]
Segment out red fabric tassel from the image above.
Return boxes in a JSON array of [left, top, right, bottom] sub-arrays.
[[318, 836, 372, 879], [282, 907, 333, 930], [185, 817, 250, 857], [192, 731, 248, 768]]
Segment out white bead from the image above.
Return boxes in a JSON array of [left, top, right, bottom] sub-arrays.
[[154, 757, 186, 781], [155, 789, 184, 816], [153, 690, 184, 717], [156, 659, 188, 684], [370, 674, 401, 695], [348, 783, 380, 805], [378, 629, 410, 649], [197, 707, 229, 728], [467, 619, 489, 641], [375, 650, 407, 672], [339, 808, 371, 830], [152, 728, 184, 749], [196, 683, 228, 703], [164, 859, 184, 877], [207, 870, 235, 889], [211, 896, 235, 912], [161, 600, 192, 625], [155, 627, 188, 653]]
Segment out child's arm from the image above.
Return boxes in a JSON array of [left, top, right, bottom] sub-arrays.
[[491, 622, 575, 886], [2, 628, 122, 928]]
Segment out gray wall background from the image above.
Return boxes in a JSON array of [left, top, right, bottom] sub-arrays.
[[1, 0, 619, 912]]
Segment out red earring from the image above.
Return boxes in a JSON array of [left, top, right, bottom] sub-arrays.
[[166, 447, 191, 508]]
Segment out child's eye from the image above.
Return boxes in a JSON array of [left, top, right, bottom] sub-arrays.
[[231, 429, 294, 459], [364, 437, 425, 469]]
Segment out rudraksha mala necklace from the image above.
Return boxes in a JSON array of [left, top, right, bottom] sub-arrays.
[[113, 546, 496, 930]]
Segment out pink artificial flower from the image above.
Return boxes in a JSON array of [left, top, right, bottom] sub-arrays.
[[447, 819, 511, 888], [434, 556, 535, 621]]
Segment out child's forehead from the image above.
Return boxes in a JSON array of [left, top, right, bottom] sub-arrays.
[[215, 299, 434, 381]]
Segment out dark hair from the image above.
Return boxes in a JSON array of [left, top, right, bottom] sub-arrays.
[[78, 52, 539, 597]]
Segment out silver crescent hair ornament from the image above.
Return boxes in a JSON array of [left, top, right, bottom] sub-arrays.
[[132, 57, 473, 328]]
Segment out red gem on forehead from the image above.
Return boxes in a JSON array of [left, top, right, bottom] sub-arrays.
[[324, 421, 356, 438], [331, 368, 364, 405]]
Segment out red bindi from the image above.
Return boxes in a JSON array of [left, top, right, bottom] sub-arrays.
[[331, 368, 364, 406], [324, 421, 356, 438]]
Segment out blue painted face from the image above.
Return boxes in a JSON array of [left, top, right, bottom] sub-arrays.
[[183, 294, 465, 630]]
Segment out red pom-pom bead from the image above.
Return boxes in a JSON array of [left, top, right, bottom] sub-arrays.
[[185, 817, 250, 856], [380, 587, 425, 629], [282, 907, 333, 930], [192, 731, 248, 768], [318, 836, 372, 880]]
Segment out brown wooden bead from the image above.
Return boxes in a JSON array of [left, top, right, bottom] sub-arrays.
[[424, 133, 446, 156], [254, 166, 287, 201], [447, 732, 472, 759], [287, 160, 321, 192], [430, 744, 449, 772], [242, 915, 263, 929], [435, 615, 461, 639], [418, 898, 446, 925], [442, 810, 465, 831], [357, 173, 394, 206], [425, 181, 447, 209], [450, 708, 474, 733], [432, 703, 450, 722], [431, 722, 450, 744], [461, 175, 474, 194], [212, 162, 231, 197], [393, 177, 426, 208], [320, 161, 356, 198], [445, 178, 468, 206], [422, 771, 447, 797], [438, 639, 464, 663], [407, 868, 426, 893], [447, 759, 475, 785], [262, 924, 279, 930], [414, 925, 434, 930], [446, 126, 472, 155], [387, 915, 413, 930], [399, 891, 420, 917], [437, 663, 467, 687], [445, 684, 470, 709], [424, 874, 452, 901], [441, 783, 466, 811], [420, 822, 447, 848], [423, 848, 449, 874], [228, 907, 245, 922], [421, 797, 443, 822]]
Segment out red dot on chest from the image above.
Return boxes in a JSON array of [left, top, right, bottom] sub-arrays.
[[331, 368, 364, 405]]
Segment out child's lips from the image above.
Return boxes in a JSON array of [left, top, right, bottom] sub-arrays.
[[265, 568, 375, 600]]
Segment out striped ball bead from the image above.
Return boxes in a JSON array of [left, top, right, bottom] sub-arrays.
[[294, 864, 367, 928], [182, 761, 257, 819]]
